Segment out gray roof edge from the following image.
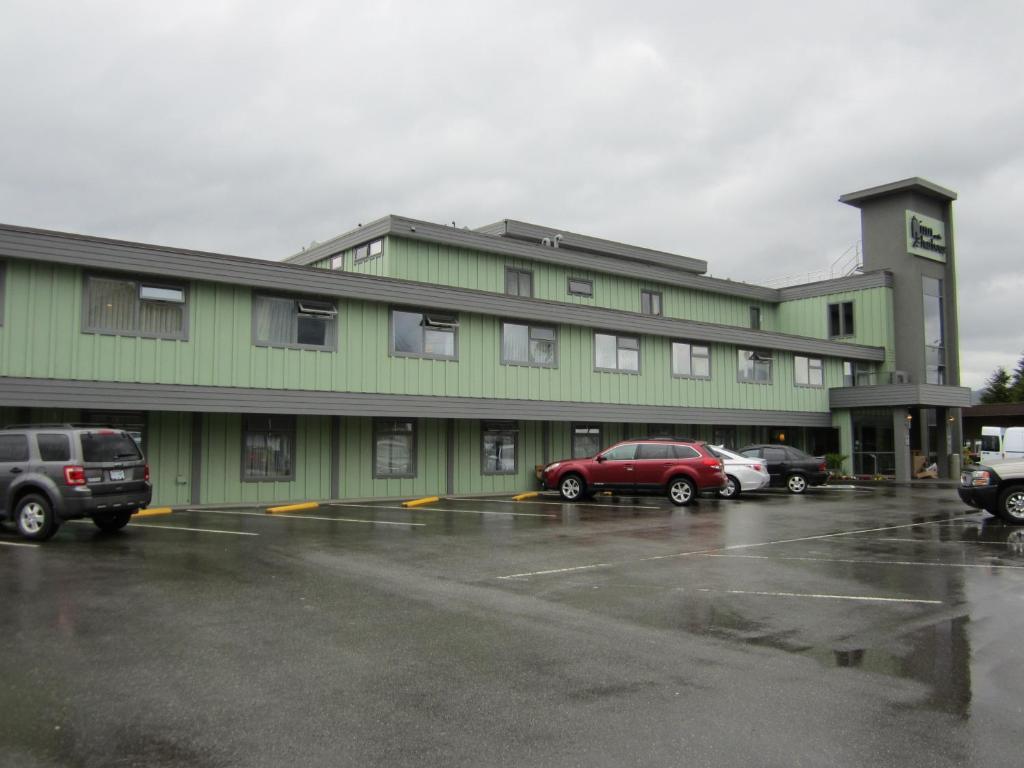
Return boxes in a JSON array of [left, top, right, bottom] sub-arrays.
[[778, 270, 894, 301], [476, 218, 709, 275], [839, 177, 958, 207], [284, 215, 394, 264]]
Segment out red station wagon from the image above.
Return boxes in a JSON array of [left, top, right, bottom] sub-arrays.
[[540, 438, 727, 506]]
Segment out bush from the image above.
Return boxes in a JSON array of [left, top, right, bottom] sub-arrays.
[[824, 453, 848, 472]]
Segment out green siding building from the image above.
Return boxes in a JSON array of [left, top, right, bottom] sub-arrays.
[[0, 178, 971, 506]]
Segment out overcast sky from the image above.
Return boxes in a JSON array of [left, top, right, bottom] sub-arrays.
[[2, 0, 1022, 389]]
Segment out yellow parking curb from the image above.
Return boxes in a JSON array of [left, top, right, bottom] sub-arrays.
[[512, 492, 539, 501], [402, 496, 440, 508], [134, 507, 173, 517], [267, 502, 320, 514]]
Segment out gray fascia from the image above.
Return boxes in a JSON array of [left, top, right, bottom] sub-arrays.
[[284, 216, 393, 265], [473, 218, 708, 274], [0, 223, 884, 362], [777, 270, 893, 301], [829, 384, 972, 409], [0, 377, 834, 428], [839, 177, 957, 208]]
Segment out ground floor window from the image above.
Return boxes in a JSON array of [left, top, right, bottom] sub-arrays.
[[243, 415, 296, 481], [572, 424, 602, 458], [481, 421, 518, 474], [374, 419, 417, 478]]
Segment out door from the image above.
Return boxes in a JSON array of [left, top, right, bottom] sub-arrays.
[[634, 443, 675, 490], [590, 443, 638, 492], [762, 446, 789, 482], [0, 434, 30, 515]]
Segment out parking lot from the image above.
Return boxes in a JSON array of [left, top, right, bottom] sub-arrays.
[[3, 485, 1023, 768]]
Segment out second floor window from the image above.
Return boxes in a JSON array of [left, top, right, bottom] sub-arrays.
[[354, 239, 383, 262], [738, 349, 772, 384], [84, 275, 188, 340], [502, 322, 556, 367], [828, 301, 854, 337], [253, 295, 337, 350], [595, 332, 639, 373], [672, 342, 710, 379], [843, 361, 874, 387], [794, 355, 824, 387], [749, 306, 762, 330], [505, 268, 533, 297], [641, 290, 662, 316], [567, 277, 593, 297], [391, 309, 458, 359]]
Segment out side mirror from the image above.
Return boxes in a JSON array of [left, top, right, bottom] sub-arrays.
[[595, 454, 606, 463]]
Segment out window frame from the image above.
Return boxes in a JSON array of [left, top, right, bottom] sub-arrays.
[[828, 301, 855, 338], [640, 289, 662, 316], [329, 255, 344, 271], [240, 415, 297, 483], [594, 331, 641, 374], [567, 277, 594, 297], [571, 424, 603, 458], [389, 307, 460, 361], [794, 355, 825, 388], [671, 340, 711, 380], [480, 420, 519, 475], [251, 293, 339, 352], [504, 267, 534, 298], [81, 272, 191, 341], [354, 239, 384, 263], [737, 348, 773, 384], [500, 321, 558, 368], [749, 306, 762, 330], [373, 418, 418, 479]]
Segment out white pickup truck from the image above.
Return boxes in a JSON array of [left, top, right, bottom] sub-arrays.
[[959, 458, 1024, 524]]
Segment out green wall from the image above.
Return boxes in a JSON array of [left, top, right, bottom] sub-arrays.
[[338, 416, 447, 499], [147, 411, 192, 507]]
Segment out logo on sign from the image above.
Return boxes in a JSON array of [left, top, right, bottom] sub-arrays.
[[905, 210, 947, 262]]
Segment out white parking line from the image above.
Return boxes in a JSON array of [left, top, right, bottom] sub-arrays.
[[328, 503, 557, 519], [189, 509, 426, 527], [496, 515, 976, 579], [693, 588, 941, 605], [445, 497, 663, 510], [67, 519, 258, 536], [699, 553, 1024, 570], [0, 540, 39, 548]]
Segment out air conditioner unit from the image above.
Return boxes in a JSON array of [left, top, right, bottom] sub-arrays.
[[891, 370, 911, 384]]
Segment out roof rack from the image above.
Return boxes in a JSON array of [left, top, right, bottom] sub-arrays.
[[3, 422, 120, 430], [634, 435, 701, 443]]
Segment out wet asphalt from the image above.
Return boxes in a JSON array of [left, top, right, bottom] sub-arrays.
[[2, 485, 1023, 768]]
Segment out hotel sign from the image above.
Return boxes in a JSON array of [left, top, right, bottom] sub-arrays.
[[906, 210, 947, 262]]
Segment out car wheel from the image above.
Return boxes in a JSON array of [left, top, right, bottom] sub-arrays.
[[786, 474, 808, 494], [996, 485, 1024, 525], [15, 494, 60, 542], [668, 477, 696, 507], [559, 474, 585, 502], [92, 511, 133, 533], [717, 475, 741, 499]]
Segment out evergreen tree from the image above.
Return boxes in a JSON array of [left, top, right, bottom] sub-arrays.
[[980, 366, 1013, 403], [1010, 353, 1024, 403]]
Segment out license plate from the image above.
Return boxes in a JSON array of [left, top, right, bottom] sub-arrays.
[[109, 469, 126, 481]]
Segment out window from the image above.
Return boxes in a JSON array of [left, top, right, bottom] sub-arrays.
[[253, 295, 338, 350], [637, 443, 672, 459], [374, 419, 416, 478], [600, 443, 637, 461], [749, 306, 761, 330], [481, 421, 518, 474], [828, 301, 854, 338], [504, 268, 533, 298], [567, 277, 593, 297], [672, 342, 710, 379], [355, 239, 383, 262], [843, 361, 874, 387], [83, 274, 188, 340], [0, 434, 29, 462], [391, 309, 458, 359], [330, 255, 344, 270], [672, 444, 700, 459], [572, 424, 602, 458], [738, 349, 772, 383], [242, 416, 295, 482], [640, 290, 662, 316], [595, 333, 640, 373], [37, 434, 71, 462], [923, 276, 945, 385], [502, 322, 556, 367], [794, 356, 824, 387]]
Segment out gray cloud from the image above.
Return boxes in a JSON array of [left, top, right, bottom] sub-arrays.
[[2, 0, 1022, 388]]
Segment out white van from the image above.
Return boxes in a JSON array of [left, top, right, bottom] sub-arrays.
[[980, 426, 1024, 463]]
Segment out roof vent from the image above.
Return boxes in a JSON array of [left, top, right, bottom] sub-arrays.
[[540, 234, 564, 249]]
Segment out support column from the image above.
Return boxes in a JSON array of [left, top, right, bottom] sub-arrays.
[[445, 418, 455, 496], [936, 407, 950, 478], [330, 416, 341, 500], [542, 421, 551, 466], [190, 412, 203, 506], [893, 407, 912, 482]]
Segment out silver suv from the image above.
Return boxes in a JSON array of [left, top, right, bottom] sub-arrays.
[[0, 424, 153, 541]]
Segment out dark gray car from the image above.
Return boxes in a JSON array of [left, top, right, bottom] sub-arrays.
[[0, 424, 152, 541]]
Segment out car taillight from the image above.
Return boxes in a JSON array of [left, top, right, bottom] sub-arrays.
[[144, 464, 150, 482], [64, 465, 87, 486], [701, 458, 722, 469], [752, 463, 764, 472], [818, 462, 827, 471]]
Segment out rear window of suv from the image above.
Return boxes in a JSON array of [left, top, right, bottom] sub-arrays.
[[80, 431, 142, 463]]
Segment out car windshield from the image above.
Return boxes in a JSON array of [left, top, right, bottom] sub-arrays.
[[80, 431, 142, 462]]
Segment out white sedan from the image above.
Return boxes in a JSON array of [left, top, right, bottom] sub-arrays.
[[708, 445, 771, 499]]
